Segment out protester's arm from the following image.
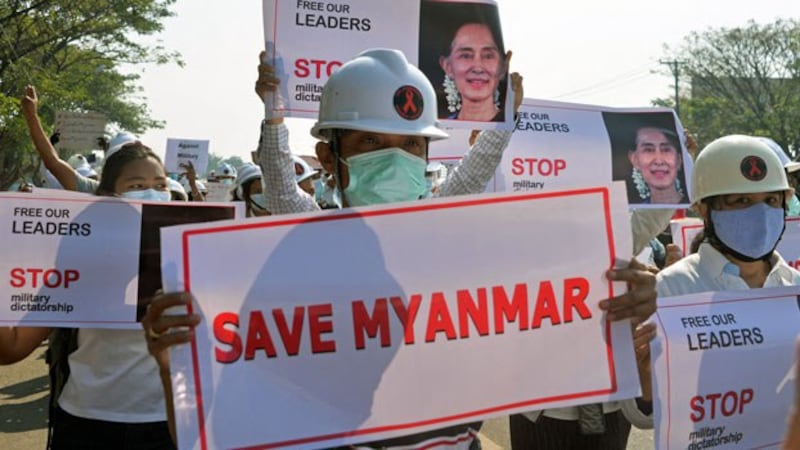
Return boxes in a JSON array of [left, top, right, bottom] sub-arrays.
[[784, 339, 800, 450], [255, 53, 319, 214], [630, 209, 675, 256], [437, 66, 523, 197], [0, 327, 51, 365], [183, 162, 205, 202], [142, 292, 200, 444], [620, 322, 657, 428], [20, 86, 79, 191]]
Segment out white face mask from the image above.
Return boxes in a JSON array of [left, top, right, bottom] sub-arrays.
[[120, 188, 171, 202]]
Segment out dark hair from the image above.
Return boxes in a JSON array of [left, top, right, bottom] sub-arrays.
[[96, 142, 163, 196], [632, 127, 681, 152]]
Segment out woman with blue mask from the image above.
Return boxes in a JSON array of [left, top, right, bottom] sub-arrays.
[[0, 142, 177, 449], [626, 135, 800, 430]]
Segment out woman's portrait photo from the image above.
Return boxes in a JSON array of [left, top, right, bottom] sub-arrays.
[[603, 111, 690, 206], [419, 0, 508, 123]]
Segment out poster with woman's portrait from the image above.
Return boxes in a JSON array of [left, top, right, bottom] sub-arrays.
[[603, 111, 692, 208], [418, 0, 512, 130], [262, 0, 512, 131]]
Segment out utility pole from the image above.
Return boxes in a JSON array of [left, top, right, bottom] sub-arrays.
[[660, 59, 684, 117]]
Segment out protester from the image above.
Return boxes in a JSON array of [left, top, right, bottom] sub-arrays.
[[213, 163, 237, 185], [167, 178, 188, 201], [0, 142, 175, 449], [67, 154, 98, 180], [292, 154, 318, 197], [180, 161, 207, 202], [629, 135, 800, 434], [232, 162, 269, 217], [142, 47, 669, 450]]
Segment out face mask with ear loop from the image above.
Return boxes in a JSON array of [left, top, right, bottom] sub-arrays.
[[330, 132, 430, 207], [705, 198, 787, 262]]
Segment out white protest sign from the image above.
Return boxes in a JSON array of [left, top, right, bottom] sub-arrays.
[[431, 99, 693, 209], [0, 193, 241, 328], [161, 183, 641, 450], [652, 287, 800, 450], [164, 138, 210, 174], [53, 110, 107, 152], [262, 0, 513, 130], [670, 217, 800, 270]]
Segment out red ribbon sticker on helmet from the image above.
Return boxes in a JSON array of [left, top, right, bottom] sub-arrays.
[[394, 85, 424, 121], [740, 155, 767, 181]]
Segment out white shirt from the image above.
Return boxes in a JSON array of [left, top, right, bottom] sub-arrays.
[[58, 329, 166, 423]]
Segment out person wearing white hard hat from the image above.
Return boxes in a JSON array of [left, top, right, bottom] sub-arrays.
[[232, 162, 269, 217], [68, 154, 99, 180], [213, 163, 237, 185], [627, 135, 800, 430], [167, 178, 188, 201], [144, 48, 665, 450], [291, 154, 318, 197]]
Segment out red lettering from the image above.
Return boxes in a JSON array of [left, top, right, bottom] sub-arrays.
[[531, 281, 562, 328], [272, 307, 304, 356], [555, 159, 567, 175], [10, 268, 24, 288], [29, 268, 43, 288], [294, 58, 342, 78], [214, 312, 242, 363], [425, 292, 456, 342], [390, 295, 421, 345], [308, 304, 336, 353], [244, 310, 278, 360], [352, 299, 391, 350], [457, 288, 489, 338], [493, 283, 529, 334], [9, 268, 80, 288], [689, 395, 704, 422], [563, 277, 592, 322], [64, 270, 80, 288], [511, 158, 524, 176], [689, 390, 752, 421]]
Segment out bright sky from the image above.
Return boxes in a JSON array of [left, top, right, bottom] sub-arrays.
[[135, 0, 800, 162]]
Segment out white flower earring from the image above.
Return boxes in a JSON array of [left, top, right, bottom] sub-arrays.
[[632, 168, 650, 201], [443, 75, 461, 113]]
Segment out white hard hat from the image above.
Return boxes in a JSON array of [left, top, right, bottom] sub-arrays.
[[167, 178, 187, 200], [291, 155, 317, 183], [235, 163, 263, 199], [39, 167, 63, 190], [692, 135, 793, 204], [756, 137, 800, 173], [216, 163, 237, 178], [310, 48, 448, 142], [67, 154, 89, 170], [180, 177, 207, 194], [106, 132, 138, 159]]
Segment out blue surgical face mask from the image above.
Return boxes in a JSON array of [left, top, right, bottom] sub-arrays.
[[710, 202, 785, 260], [250, 193, 267, 211], [120, 188, 171, 202], [340, 148, 428, 207]]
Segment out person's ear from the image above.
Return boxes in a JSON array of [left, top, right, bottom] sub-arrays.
[[628, 150, 638, 168], [315, 142, 335, 174], [439, 56, 452, 77]]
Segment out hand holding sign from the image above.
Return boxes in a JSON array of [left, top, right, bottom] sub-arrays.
[[600, 258, 657, 325]]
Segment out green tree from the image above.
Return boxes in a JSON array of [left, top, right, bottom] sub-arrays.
[[0, 0, 181, 188], [654, 19, 800, 157], [206, 153, 246, 179]]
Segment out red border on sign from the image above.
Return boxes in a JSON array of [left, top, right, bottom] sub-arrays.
[[655, 292, 795, 450], [181, 188, 619, 450]]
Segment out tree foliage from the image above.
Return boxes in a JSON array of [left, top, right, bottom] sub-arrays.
[[0, 0, 181, 188], [654, 19, 800, 157]]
